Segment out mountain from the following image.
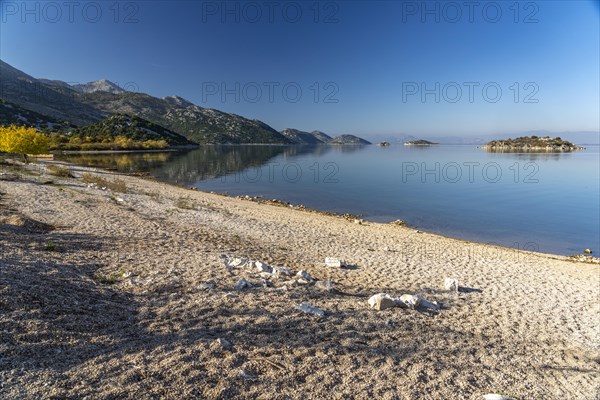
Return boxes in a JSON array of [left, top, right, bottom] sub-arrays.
[[280, 128, 328, 144], [310, 130, 332, 143], [328, 134, 371, 145], [404, 139, 438, 145], [0, 60, 103, 125], [0, 98, 76, 131], [0, 60, 290, 144], [78, 90, 291, 144], [72, 80, 125, 94], [279, 128, 371, 145], [70, 114, 195, 146]]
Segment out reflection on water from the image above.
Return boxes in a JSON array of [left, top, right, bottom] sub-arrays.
[[485, 151, 574, 162], [57, 145, 364, 186], [58, 152, 175, 171]]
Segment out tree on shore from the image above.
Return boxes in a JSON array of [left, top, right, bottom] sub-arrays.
[[0, 125, 49, 163]]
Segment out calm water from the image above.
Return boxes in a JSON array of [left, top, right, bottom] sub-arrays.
[[58, 144, 600, 255]]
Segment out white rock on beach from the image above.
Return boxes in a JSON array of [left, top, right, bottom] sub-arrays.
[[296, 270, 312, 281], [444, 278, 459, 292], [211, 338, 233, 351], [368, 293, 398, 311], [255, 261, 273, 273], [398, 294, 420, 309], [296, 302, 325, 316], [258, 272, 273, 279], [223, 256, 250, 272], [325, 257, 345, 268], [482, 394, 513, 400], [272, 266, 292, 276]]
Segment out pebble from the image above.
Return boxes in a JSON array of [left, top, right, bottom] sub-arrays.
[[296, 302, 325, 316], [255, 261, 272, 273], [296, 270, 312, 281], [444, 278, 459, 292], [199, 282, 216, 290], [315, 280, 334, 292], [272, 266, 292, 276], [211, 338, 233, 351], [234, 278, 252, 290], [325, 257, 345, 268], [399, 294, 420, 309], [482, 395, 513, 400], [368, 293, 398, 311]]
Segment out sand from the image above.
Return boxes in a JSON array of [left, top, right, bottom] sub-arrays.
[[0, 160, 599, 399]]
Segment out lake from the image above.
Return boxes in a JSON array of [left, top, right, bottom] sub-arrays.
[[58, 144, 600, 256]]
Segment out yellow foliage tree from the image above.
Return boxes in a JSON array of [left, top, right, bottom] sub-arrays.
[[0, 125, 49, 163]]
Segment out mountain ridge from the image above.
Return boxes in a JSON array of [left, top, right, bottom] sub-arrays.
[[0, 60, 290, 144]]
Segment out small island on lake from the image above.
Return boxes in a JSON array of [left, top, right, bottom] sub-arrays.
[[404, 139, 438, 146], [481, 136, 584, 152]]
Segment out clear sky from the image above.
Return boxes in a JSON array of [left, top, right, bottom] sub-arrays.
[[1, 0, 599, 137]]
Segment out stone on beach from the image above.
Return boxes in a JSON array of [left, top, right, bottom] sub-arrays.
[[398, 294, 420, 309], [199, 281, 216, 290], [325, 257, 345, 268], [296, 302, 325, 316], [368, 293, 399, 311], [211, 338, 233, 351], [315, 280, 334, 292], [272, 266, 292, 276], [223, 256, 250, 272], [444, 278, 459, 292], [416, 295, 440, 310], [255, 261, 272, 273], [482, 395, 513, 400], [234, 278, 253, 290], [296, 270, 312, 281]]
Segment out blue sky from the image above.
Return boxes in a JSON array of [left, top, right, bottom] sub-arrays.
[[1, 0, 599, 138]]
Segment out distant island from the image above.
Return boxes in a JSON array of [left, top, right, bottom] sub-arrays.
[[327, 134, 371, 145], [482, 136, 584, 152], [279, 129, 370, 145], [404, 139, 438, 146]]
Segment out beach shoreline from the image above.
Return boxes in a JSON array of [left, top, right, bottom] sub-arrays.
[[1, 159, 599, 399]]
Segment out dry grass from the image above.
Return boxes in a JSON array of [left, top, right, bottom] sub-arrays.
[[81, 173, 127, 193], [47, 164, 74, 178], [175, 197, 196, 210]]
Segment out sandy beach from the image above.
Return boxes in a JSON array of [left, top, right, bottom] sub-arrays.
[[1, 160, 599, 399]]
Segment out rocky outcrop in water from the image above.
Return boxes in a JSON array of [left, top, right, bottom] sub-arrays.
[[482, 136, 583, 152]]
